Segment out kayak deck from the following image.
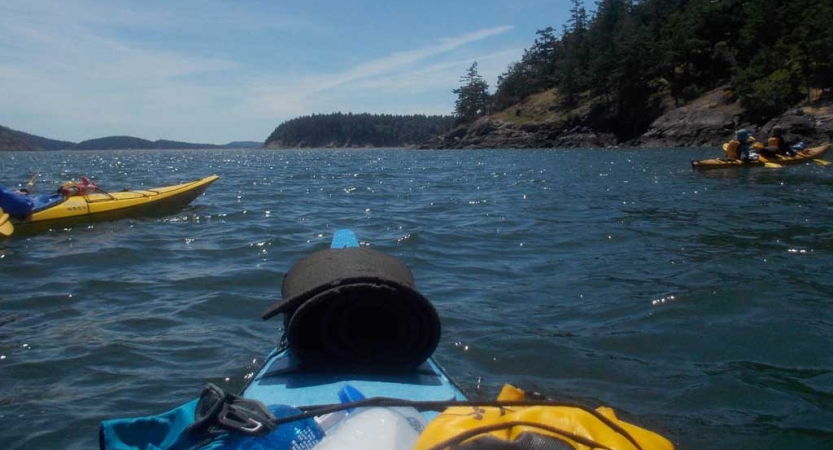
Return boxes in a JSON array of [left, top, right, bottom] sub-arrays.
[[243, 348, 466, 421]]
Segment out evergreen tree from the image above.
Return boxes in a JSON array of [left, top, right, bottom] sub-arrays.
[[560, 0, 590, 106], [586, 0, 631, 104], [453, 62, 491, 124]]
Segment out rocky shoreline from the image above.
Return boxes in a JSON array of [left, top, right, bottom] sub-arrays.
[[5, 87, 832, 152], [420, 87, 833, 149]]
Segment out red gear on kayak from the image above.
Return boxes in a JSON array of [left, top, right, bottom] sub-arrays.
[[60, 176, 98, 196]]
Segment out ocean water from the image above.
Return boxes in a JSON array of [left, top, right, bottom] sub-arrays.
[[1, 148, 832, 449]]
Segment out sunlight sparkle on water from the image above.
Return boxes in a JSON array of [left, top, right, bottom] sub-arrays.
[[652, 295, 676, 306]]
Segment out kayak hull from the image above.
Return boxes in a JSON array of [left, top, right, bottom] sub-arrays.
[[12, 175, 218, 234], [691, 143, 831, 170]]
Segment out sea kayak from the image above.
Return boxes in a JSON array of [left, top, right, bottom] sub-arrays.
[[8, 175, 218, 235], [100, 229, 674, 450], [691, 143, 831, 170]]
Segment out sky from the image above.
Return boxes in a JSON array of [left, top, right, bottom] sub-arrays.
[[0, 0, 582, 144]]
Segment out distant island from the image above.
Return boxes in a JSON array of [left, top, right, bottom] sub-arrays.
[[264, 113, 455, 149], [73, 136, 262, 150], [0, 125, 262, 151]]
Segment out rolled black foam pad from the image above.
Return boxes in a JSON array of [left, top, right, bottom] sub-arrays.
[[261, 247, 441, 370]]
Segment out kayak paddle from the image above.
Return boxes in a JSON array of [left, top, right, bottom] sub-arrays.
[[0, 210, 14, 237], [756, 155, 782, 168], [26, 171, 39, 192]]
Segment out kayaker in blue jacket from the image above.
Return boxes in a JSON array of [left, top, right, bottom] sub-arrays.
[[725, 129, 754, 161], [0, 184, 35, 219]]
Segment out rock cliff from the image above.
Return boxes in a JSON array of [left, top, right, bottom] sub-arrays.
[[424, 86, 833, 149]]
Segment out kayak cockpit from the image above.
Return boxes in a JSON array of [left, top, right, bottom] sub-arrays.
[[30, 193, 66, 213]]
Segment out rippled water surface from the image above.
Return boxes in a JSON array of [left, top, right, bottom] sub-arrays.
[[1, 148, 832, 449]]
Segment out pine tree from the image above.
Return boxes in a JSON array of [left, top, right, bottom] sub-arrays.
[[453, 62, 491, 124], [560, 0, 590, 106]]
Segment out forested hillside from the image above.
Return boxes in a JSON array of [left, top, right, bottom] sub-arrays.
[[0, 125, 75, 150], [0, 126, 262, 151], [74, 136, 227, 150], [451, 0, 833, 144], [265, 113, 455, 148]]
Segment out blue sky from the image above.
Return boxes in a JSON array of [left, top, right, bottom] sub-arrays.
[[0, 0, 582, 144]]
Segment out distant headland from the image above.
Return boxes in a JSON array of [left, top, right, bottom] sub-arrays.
[[263, 113, 455, 149], [0, 126, 262, 151]]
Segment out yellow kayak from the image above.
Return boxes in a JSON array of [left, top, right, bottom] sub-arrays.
[[10, 175, 218, 235], [691, 143, 831, 170]]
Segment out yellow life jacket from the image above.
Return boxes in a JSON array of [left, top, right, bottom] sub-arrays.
[[768, 137, 779, 147], [724, 140, 740, 158], [414, 385, 675, 450]]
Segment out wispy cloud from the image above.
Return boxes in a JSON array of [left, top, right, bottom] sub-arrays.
[[311, 26, 514, 93], [0, 0, 519, 142], [248, 26, 516, 120], [347, 48, 524, 94], [0, 2, 250, 140]]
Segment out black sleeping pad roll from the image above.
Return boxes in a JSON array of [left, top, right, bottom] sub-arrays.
[[260, 247, 441, 370]]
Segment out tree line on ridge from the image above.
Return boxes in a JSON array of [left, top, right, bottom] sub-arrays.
[[264, 113, 455, 148], [454, 0, 833, 141]]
